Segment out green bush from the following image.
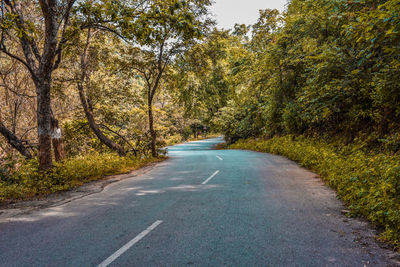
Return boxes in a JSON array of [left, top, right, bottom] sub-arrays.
[[0, 153, 162, 201], [230, 136, 400, 246], [164, 135, 184, 146]]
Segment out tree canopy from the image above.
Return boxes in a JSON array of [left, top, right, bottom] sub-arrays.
[[1, 0, 399, 170]]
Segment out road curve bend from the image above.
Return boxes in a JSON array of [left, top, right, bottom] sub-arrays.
[[0, 137, 398, 266]]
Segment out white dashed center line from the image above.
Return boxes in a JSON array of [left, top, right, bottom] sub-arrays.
[[216, 155, 223, 161], [98, 220, 163, 267], [201, 170, 220, 185]]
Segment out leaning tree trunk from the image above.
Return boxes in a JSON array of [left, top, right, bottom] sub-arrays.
[[77, 84, 126, 156], [77, 28, 126, 157], [0, 121, 32, 159], [148, 99, 157, 157]]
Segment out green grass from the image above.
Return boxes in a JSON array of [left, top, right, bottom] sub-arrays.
[[0, 153, 164, 202], [230, 135, 400, 247]]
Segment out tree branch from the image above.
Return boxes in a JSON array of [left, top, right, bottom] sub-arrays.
[[81, 24, 128, 42], [0, 47, 36, 78], [0, 84, 36, 98], [5, 1, 38, 72], [53, 0, 76, 70], [99, 123, 137, 154]]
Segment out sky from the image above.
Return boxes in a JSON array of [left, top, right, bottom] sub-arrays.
[[209, 0, 288, 30]]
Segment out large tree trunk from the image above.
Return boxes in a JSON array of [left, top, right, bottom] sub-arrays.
[[77, 84, 126, 156], [0, 120, 32, 160], [148, 100, 157, 157], [36, 79, 53, 169]]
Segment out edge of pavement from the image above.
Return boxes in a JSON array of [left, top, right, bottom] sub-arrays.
[[0, 158, 171, 220]]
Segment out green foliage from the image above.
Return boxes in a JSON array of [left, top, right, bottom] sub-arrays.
[[164, 134, 184, 146], [209, 0, 400, 147], [0, 153, 162, 201], [212, 100, 265, 143], [132, 0, 212, 46], [175, 29, 248, 125], [0, 0, 213, 201], [63, 119, 103, 156], [230, 136, 400, 246], [177, 0, 400, 248]]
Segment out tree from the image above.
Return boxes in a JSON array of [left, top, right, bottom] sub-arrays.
[[60, 0, 150, 156], [0, 0, 75, 169], [175, 29, 246, 129], [127, 0, 212, 157], [75, 29, 127, 156], [0, 0, 147, 167]]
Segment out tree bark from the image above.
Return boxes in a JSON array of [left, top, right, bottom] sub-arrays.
[[0, 121, 32, 159], [35, 79, 53, 169]]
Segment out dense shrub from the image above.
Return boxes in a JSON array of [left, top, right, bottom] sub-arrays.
[[230, 136, 400, 246], [164, 135, 184, 146]]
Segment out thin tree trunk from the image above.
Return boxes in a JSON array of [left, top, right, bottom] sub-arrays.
[[148, 99, 157, 157], [0, 120, 32, 159], [145, 40, 168, 158], [100, 123, 137, 156]]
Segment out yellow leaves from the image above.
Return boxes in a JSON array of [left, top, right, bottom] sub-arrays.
[[385, 28, 395, 36]]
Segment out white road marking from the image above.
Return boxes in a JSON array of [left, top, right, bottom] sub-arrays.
[[216, 155, 223, 161], [98, 220, 163, 267], [201, 170, 220, 185]]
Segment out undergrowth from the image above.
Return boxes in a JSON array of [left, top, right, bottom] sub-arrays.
[[0, 153, 164, 202], [230, 135, 400, 247], [164, 133, 222, 146]]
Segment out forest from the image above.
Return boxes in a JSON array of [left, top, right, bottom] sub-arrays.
[[0, 0, 400, 245]]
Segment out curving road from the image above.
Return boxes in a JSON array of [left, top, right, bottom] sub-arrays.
[[0, 137, 397, 266]]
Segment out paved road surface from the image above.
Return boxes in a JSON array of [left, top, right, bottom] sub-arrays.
[[0, 137, 397, 266]]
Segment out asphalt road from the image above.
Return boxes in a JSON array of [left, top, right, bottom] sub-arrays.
[[0, 137, 398, 266]]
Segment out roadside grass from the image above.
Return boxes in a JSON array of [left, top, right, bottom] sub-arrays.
[[0, 153, 165, 203], [230, 135, 400, 247]]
